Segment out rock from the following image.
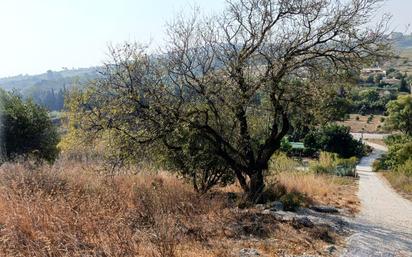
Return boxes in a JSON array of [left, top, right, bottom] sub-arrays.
[[239, 248, 261, 256], [325, 245, 337, 254], [272, 211, 296, 221], [293, 217, 314, 228], [286, 255, 319, 257], [310, 205, 339, 213], [261, 209, 273, 215], [266, 201, 284, 211], [255, 204, 265, 210], [283, 254, 320, 257]]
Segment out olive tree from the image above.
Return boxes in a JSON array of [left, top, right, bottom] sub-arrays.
[[72, 0, 390, 201]]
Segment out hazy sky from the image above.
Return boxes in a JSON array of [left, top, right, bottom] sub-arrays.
[[0, 0, 409, 77]]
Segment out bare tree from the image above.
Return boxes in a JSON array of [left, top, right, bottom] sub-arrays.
[[74, 0, 391, 201]]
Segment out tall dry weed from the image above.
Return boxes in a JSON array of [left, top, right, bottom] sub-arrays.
[[0, 160, 227, 257]]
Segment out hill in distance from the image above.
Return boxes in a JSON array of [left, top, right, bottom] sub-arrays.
[[0, 67, 100, 111], [1, 32, 410, 111]]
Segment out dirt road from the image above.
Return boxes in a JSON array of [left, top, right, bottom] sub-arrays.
[[342, 142, 412, 256]]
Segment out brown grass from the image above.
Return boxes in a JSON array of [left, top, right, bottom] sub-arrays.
[[273, 172, 359, 214], [382, 172, 412, 201], [0, 159, 355, 257]]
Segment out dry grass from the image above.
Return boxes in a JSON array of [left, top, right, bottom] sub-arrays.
[[0, 159, 351, 257], [382, 172, 412, 201], [273, 172, 359, 214], [0, 161, 226, 257], [338, 114, 386, 133]]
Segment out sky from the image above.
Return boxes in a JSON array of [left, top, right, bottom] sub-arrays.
[[0, 0, 410, 77]]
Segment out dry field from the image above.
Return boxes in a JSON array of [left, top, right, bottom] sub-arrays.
[[0, 159, 358, 257], [338, 114, 386, 133]]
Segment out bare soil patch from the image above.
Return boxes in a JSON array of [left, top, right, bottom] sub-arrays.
[[338, 114, 386, 133]]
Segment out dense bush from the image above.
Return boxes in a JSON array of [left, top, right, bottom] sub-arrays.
[[385, 95, 412, 135], [378, 135, 412, 170], [0, 90, 59, 162], [377, 135, 412, 194], [304, 124, 365, 158]]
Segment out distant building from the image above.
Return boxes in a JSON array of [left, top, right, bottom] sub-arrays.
[[361, 67, 386, 77], [381, 78, 401, 85]]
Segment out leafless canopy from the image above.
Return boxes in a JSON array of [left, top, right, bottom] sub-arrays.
[[81, 0, 391, 199]]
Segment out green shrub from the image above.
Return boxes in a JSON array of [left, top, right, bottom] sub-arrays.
[[381, 135, 412, 169], [279, 137, 293, 153], [367, 114, 374, 124], [344, 113, 350, 120], [310, 152, 357, 177], [304, 124, 365, 158], [280, 191, 306, 211], [0, 90, 59, 163], [334, 165, 356, 177]]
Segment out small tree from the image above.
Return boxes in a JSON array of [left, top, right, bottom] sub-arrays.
[[385, 95, 412, 136], [399, 77, 410, 93], [0, 90, 59, 162], [68, 0, 390, 201]]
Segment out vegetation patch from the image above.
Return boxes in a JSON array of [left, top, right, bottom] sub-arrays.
[[375, 96, 412, 198], [0, 160, 351, 257]]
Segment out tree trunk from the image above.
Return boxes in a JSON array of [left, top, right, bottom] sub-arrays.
[[247, 170, 265, 203]]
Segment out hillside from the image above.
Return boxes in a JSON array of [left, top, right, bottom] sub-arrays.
[[393, 32, 412, 49], [0, 67, 99, 111], [1, 33, 410, 112]]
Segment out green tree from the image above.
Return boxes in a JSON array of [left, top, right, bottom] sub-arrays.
[[66, 0, 390, 201], [304, 124, 365, 158], [0, 90, 59, 162], [359, 89, 380, 103], [385, 95, 412, 135], [399, 77, 410, 93], [374, 73, 384, 84]]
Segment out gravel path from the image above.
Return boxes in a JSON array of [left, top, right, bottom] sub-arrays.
[[342, 142, 412, 257]]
